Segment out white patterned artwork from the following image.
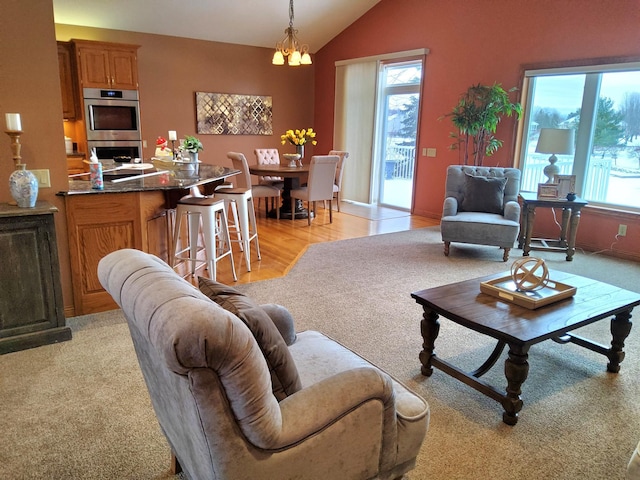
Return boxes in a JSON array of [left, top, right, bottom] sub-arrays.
[[196, 92, 273, 135]]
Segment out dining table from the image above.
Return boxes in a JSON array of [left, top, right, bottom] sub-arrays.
[[248, 163, 310, 219]]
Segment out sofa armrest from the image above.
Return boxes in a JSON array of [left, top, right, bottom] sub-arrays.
[[271, 367, 396, 450], [503, 200, 521, 222], [442, 197, 458, 217]]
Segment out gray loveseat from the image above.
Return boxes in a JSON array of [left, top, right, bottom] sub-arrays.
[[98, 249, 429, 480]]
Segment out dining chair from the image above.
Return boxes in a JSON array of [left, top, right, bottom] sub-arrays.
[[290, 155, 339, 226], [328, 150, 349, 212], [254, 148, 284, 188]]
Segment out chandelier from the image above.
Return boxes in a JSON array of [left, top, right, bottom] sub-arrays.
[[272, 0, 312, 66]]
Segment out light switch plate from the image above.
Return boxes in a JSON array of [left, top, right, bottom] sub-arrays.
[[30, 169, 51, 188], [426, 148, 437, 157]]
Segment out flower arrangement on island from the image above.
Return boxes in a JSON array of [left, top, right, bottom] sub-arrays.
[[281, 128, 317, 146]]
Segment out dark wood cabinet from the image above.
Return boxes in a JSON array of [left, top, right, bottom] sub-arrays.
[[0, 202, 72, 354]]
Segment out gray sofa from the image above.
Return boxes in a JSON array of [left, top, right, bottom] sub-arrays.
[[97, 249, 429, 480]]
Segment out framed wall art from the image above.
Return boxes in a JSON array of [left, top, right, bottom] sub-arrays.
[[195, 92, 273, 135]]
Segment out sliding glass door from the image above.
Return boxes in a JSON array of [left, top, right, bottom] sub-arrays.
[[375, 61, 422, 210]]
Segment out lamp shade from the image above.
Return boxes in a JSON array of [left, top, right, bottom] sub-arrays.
[[288, 50, 301, 66], [272, 51, 285, 65], [535, 128, 575, 155]]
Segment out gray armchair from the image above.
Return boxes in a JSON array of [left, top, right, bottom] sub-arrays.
[[98, 249, 429, 480], [440, 165, 521, 261]]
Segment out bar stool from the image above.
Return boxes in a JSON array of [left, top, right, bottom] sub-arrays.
[[172, 196, 237, 282], [214, 152, 261, 271]]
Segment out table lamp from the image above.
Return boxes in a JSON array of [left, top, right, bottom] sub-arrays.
[[535, 128, 575, 183]]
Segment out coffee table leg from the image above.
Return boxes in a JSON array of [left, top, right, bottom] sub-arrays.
[[419, 308, 440, 377], [607, 309, 633, 373], [501, 344, 530, 426]]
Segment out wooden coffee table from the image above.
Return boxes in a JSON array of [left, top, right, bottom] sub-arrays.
[[412, 270, 640, 425]]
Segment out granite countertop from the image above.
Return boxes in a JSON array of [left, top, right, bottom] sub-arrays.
[[59, 163, 239, 196]]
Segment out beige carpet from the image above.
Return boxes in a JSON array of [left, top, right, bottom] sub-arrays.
[[1, 227, 639, 479]]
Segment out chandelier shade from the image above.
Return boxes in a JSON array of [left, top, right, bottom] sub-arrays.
[[272, 0, 312, 66]]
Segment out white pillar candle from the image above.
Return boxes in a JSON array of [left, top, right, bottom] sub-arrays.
[[168, 130, 177, 141], [5, 113, 22, 131]]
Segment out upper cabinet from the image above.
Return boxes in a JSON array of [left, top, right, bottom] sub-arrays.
[[73, 40, 140, 90], [57, 41, 78, 120]]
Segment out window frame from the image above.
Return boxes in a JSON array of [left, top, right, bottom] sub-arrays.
[[515, 55, 640, 213]]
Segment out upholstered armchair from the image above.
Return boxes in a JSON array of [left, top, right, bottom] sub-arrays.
[[440, 165, 522, 262], [98, 249, 429, 480]]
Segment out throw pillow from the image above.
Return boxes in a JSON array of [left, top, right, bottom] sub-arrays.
[[461, 175, 507, 214], [260, 304, 297, 346], [198, 277, 302, 400]]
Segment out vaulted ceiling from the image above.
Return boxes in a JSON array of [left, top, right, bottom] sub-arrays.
[[52, 0, 381, 53]]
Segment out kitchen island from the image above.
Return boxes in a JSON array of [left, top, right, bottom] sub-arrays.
[[59, 163, 238, 315]]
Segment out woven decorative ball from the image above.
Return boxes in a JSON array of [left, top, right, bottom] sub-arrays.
[[510, 257, 550, 291]]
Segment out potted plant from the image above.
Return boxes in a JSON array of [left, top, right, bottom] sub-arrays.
[[443, 83, 522, 166], [180, 135, 203, 162]]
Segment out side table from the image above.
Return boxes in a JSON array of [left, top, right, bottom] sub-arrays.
[[518, 191, 588, 261]]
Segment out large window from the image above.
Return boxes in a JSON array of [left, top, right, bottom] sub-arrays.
[[518, 62, 640, 210]]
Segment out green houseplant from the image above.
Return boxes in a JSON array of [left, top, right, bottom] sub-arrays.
[[180, 135, 203, 162], [181, 135, 203, 153], [444, 83, 522, 166]]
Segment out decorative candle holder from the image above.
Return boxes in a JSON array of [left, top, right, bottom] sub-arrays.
[[5, 130, 24, 168]]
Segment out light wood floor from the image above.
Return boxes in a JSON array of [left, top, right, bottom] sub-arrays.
[[175, 201, 438, 286]]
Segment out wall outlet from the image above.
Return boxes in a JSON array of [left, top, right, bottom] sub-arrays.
[[618, 224, 627, 236], [30, 169, 51, 188], [426, 148, 437, 157]]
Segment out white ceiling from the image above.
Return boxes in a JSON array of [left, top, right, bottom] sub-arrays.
[[52, 0, 381, 53]]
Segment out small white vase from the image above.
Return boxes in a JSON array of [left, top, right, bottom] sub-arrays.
[[9, 164, 38, 208]]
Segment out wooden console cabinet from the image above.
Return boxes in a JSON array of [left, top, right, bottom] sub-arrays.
[[0, 202, 72, 354], [64, 191, 170, 315]]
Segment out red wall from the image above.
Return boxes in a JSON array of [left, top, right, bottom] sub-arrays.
[[314, 0, 640, 259]]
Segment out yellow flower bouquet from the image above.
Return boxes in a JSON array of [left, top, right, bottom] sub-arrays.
[[280, 128, 318, 146]]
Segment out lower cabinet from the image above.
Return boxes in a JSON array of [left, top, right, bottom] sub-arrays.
[[64, 191, 170, 315], [0, 202, 72, 354]]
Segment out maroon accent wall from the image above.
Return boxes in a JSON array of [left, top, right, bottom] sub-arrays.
[[313, 0, 640, 259]]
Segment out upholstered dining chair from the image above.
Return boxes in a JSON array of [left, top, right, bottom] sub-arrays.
[[328, 150, 349, 212], [440, 165, 522, 261], [290, 155, 339, 225], [254, 148, 284, 188]]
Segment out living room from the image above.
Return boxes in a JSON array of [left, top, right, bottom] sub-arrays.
[[2, 0, 640, 478]]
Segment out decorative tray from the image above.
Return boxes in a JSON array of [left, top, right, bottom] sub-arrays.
[[480, 275, 577, 309]]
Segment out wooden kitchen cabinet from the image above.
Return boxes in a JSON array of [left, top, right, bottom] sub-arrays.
[[0, 202, 72, 354], [64, 191, 170, 315], [67, 154, 87, 176], [73, 39, 139, 90], [57, 41, 79, 120]]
